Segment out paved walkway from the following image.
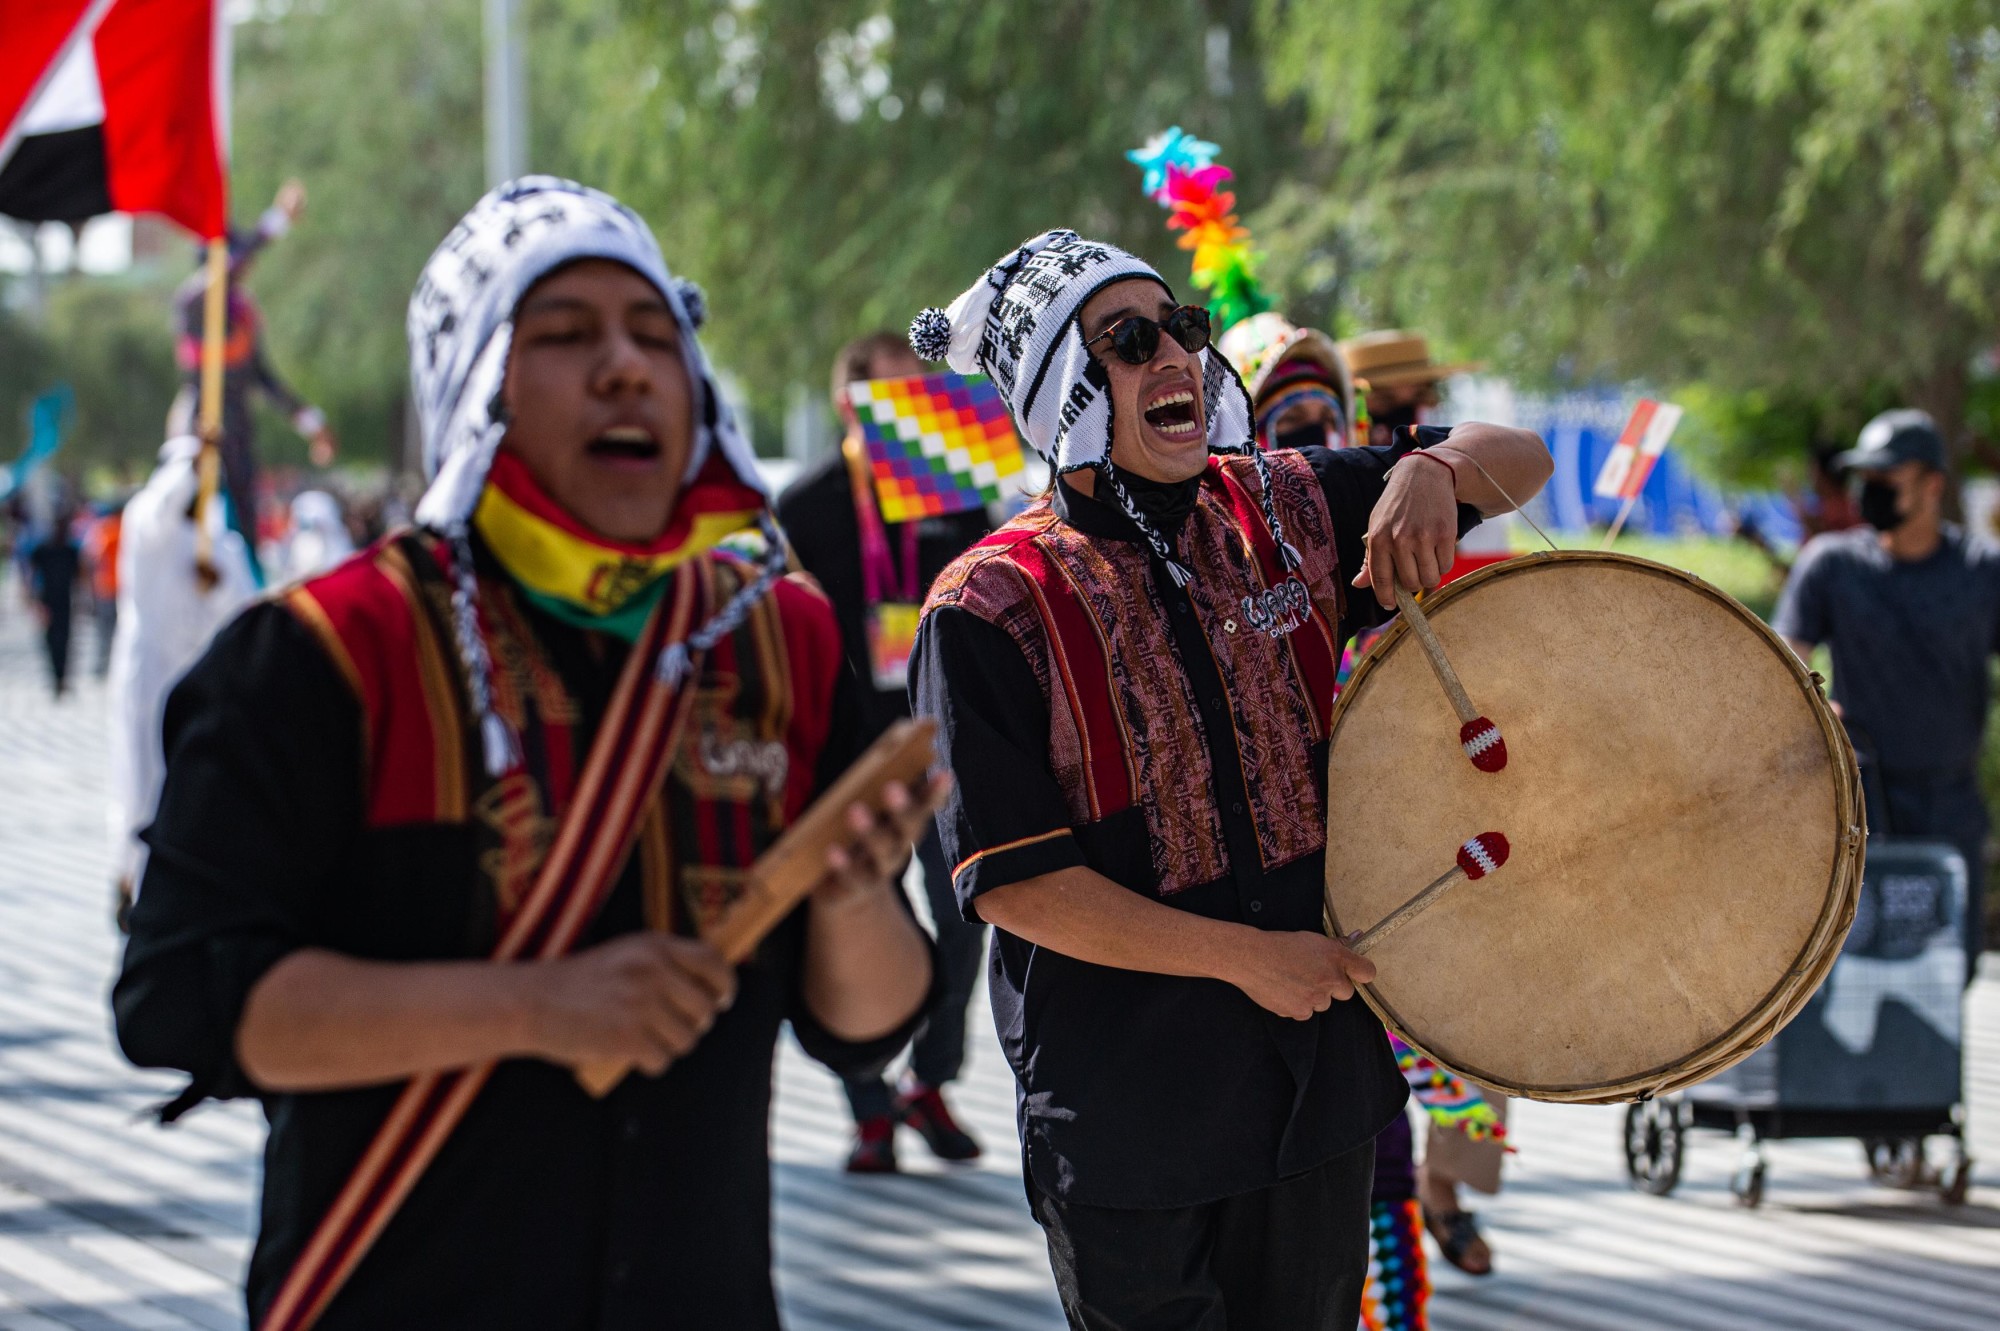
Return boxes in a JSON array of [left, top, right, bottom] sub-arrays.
[[0, 602, 1994, 1328]]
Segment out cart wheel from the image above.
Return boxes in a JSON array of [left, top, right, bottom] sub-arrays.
[[1941, 1157, 1973, 1207], [1623, 1100, 1684, 1196], [1732, 1160, 1766, 1208], [1864, 1137, 1929, 1189]]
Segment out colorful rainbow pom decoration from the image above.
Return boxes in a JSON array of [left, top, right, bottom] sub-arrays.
[[1126, 126, 1219, 199], [1130, 129, 1270, 331], [1361, 1198, 1430, 1331]]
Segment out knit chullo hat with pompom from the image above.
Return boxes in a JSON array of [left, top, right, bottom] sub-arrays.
[[910, 230, 1296, 587]]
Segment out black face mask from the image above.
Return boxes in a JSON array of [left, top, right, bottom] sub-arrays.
[[1372, 403, 1420, 431], [1274, 423, 1332, 452], [1859, 479, 1906, 532]]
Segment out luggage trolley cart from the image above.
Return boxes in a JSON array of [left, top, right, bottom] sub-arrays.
[[1622, 839, 1972, 1208]]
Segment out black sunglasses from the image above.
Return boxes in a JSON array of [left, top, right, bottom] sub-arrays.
[[1085, 305, 1212, 366]]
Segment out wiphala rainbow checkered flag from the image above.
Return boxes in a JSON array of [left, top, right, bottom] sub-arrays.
[[848, 373, 1025, 523]]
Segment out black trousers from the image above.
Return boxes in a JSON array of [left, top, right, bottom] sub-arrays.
[[1030, 1140, 1375, 1331], [843, 821, 987, 1119], [1868, 768, 1989, 977], [41, 600, 72, 694]]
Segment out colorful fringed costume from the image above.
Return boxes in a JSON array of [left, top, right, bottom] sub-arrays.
[[1391, 1032, 1507, 1143], [1362, 1198, 1430, 1331]]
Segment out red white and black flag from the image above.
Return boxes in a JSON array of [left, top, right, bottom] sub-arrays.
[[0, 0, 227, 238]]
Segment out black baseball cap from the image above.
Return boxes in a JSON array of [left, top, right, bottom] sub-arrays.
[[1831, 409, 1946, 473]]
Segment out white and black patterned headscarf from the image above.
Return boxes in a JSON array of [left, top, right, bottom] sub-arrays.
[[409, 175, 762, 527], [910, 230, 1291, 586], [407, 176, 786, 774]]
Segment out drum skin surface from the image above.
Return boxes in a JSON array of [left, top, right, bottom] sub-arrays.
[[1324, 552, 1862, 1103]]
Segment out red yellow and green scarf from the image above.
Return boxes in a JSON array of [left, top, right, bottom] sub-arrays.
[[474, 448, 763, 641]]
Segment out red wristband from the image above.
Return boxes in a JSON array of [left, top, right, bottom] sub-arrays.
[[1409, 448, 1458, 486]]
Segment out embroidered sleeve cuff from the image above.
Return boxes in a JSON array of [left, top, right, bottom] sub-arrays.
[[953, 828, 1085, 921]]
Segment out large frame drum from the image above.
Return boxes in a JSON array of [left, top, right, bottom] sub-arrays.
[[1324, 552, 1863, 1104]]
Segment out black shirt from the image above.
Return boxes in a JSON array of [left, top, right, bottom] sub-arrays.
[[1771, 524, 2000, 779], [27, 534, 79, 610], [113, 592, 921, 1330], [777, 447, 991, 741], [914, 433, 1478, 1209]]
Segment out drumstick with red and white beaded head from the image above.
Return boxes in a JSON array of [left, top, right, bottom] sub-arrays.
[[1393, 586, 1506, 772], [1347, 833, 1510, 956]]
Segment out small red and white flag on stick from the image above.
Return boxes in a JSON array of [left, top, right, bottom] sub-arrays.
[[1595, 398, 1683, 547]]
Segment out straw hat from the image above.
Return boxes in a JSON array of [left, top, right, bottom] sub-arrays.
[[1337, 329, 1478, 389], [1218, 312, 1355, 424]]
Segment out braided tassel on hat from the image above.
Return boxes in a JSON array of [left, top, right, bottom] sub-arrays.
[[447, 527, 522, 778], [1247, 446, 1304, 572], [1096, 465, 1193, 587], [655, 510, 790, 685]]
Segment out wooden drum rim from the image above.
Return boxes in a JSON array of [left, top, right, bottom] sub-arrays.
[[1325, 550, 1865, 1104]]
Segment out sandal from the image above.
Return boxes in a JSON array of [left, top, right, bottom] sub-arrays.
[[1424, 1207, 1494, 1276]]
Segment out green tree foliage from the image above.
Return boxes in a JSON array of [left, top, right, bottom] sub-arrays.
[[39, 274, 182, 467], [0, 289, 54, 463], [0, 275, 178, 472], [226, 0, 488, 464], [1672, 380, 1900, 492], [1257, 0, 2000, 466], [561, 0, 1304, 429]]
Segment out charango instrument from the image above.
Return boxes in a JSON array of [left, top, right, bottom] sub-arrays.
[[1324, 552, 1863, 1104]]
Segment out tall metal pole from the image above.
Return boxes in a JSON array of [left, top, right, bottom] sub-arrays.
[[483, 0, 527, 187]]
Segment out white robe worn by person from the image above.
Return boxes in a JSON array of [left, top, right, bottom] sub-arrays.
[[106, 436, 258, 890]]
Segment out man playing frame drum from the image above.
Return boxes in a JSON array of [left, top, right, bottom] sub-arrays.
[[908, 232, 1551, 1330]]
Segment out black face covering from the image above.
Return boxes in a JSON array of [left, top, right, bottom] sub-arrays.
[[1110, 463, 1203, 538], [1859, 478, 1906, 532], [1274, 423, 1332, 453], [1369, 402, 1420, 449]]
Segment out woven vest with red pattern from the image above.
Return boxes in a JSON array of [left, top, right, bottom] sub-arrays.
[[924, 451, 1345, 896]]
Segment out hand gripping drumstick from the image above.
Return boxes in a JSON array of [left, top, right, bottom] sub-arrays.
[[1392, 586, 1506, 772], [1348, 833, 1510, 956]]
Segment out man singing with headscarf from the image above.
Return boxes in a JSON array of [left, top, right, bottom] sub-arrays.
[[115, 178, 938, 1331], [908, 233, 1550, 1330]]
